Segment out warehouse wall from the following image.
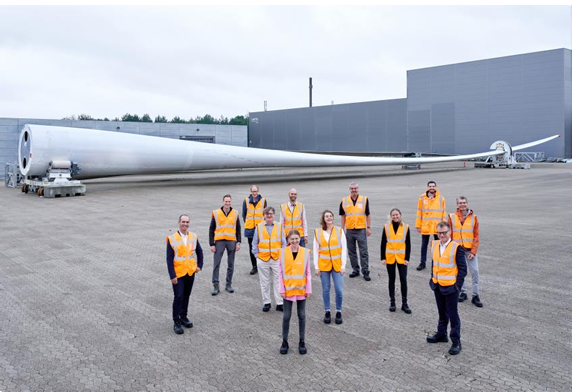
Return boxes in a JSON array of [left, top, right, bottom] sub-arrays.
[[249, 99, 408, 153], [407, 48, 570, 158], [250, 48, 571, 158]]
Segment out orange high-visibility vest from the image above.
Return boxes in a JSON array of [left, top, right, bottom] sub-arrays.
[[416, 190, 446, 235], [450, 212, 475, 249], [342, 195, 368, 229], [281, 246, 310, 297], [431, 240, 459, 287], [281, 202, 304, 238], [213, 209, 238, 241], [257, 221, 282, 261], [315, 226, 344, 272], [166, 231, 198, 278], [385, 223, 409, 265], [245, 197, 266, 230]]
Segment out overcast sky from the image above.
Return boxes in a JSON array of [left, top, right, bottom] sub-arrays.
[[0, 5, 570, 121]]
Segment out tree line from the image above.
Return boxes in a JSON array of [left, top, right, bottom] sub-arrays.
[[62, 113, 249, 126]]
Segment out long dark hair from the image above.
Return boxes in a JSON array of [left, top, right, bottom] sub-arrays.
[[320, 210, 334, 230]]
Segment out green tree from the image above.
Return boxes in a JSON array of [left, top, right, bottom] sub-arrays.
[[141, 114, 153, 123], [154, 115, 168, 123], [77, 114, 94, 120], [218, 115, 229, 125], [229, 115, 248, 125], [171, 116, 185, 123], [121, 113, 141, 122], [197, 114, 216, 124]]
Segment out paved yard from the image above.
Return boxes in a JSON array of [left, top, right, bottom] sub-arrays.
[[1, 163, 571, 391]]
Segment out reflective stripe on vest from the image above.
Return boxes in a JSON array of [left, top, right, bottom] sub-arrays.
[[213, 209, 238, 241], [315, 226, 343, 272], [281, 247, 309, 297], [418, 194, 446, 235], [342, 195, 367, 229], [167, 231, 197, 278], [450, 212, 475, 249], [281, 202, 304, 237], [257, 221, 282, 261], [245, 197, 265, 230], [431, 240, 459, 287], [385, 222, 408, 265]]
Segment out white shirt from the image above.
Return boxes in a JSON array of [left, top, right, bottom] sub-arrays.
[[279, 202, 308, 237], [439, 238, 451, 256], [313, 227, 347, 271], [179, 231, 188, 246]]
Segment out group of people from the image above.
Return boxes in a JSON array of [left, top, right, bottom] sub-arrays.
[[165, 180, 482, 356]]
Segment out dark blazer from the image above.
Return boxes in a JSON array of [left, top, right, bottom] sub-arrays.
[[429, 242, 467, 295]]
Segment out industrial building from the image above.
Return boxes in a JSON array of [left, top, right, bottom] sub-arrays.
[[0, 118, 247, 179], [249, 48, 571, 158]]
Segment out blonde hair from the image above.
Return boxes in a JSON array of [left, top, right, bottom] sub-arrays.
[[387, 208, 402, 224]]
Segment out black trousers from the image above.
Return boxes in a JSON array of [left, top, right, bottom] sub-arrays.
[[247, 237, 257, 268], [172, 273, 195, 321], [433, 287, 461, 344], [420, 234, 438, 265], [282, 299, 306, 341], [386, 262, 408, 304]]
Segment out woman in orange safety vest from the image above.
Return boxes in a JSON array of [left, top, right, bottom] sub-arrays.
[[381, 208, 411, 314], [278, 230, 312, 355], [313, 210, 347, 325]]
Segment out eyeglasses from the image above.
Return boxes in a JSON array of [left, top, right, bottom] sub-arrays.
[[437, 231, 449, 236]]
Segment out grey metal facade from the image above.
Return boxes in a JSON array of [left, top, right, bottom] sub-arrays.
[[408, 48, 570, 158], [0, 118, 247, 179], [250, 48, 571, 158], [249, 99, 408, 153]]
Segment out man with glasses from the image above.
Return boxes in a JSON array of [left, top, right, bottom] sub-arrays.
[[166, 214, 204, 335], [416, 181, 447, 271], [449, 197, 482, 307], [243, 185, 267, 275], [426, 221, 467, 355], [252, 206, 287, 312]]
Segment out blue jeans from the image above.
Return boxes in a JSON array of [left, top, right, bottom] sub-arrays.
[[320, 271, 344, 312]]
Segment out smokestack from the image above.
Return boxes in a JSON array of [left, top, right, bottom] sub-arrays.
[[309, 77, 313, 107]]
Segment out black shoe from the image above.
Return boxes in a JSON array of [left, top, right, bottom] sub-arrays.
[[211, 285, 220, 296], [416, 263, 426, 271], [280, 339, 289, 355], [401, 304, 412, 314], [173, 321, 184, 335], [363, 273, 371, 281], [471, 295, 483, 308], [323, 311, 331, 324], [298, 339, 307, 355], [426, 333, 449, 343], [458, 292, 468, 303], [389, 301, 396, 312], [335, 311, 343, 324], [249, 267, 258, 275], [349, 271, 360, 278], [276, 304, 283, 312], [449, 342, 462, 355], [262, 303, 271, 312], [180, 317, 193, 328], [225, 284, 234, 293]]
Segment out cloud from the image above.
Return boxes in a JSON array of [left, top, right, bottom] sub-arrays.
[[0, 5, 570, 120]]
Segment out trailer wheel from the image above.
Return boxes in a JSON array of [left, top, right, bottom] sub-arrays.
[[38, 188, 44, 197], [22, 184, 29, 193]]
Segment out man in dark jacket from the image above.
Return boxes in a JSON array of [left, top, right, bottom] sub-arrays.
[[426, 221, 467, 355]]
